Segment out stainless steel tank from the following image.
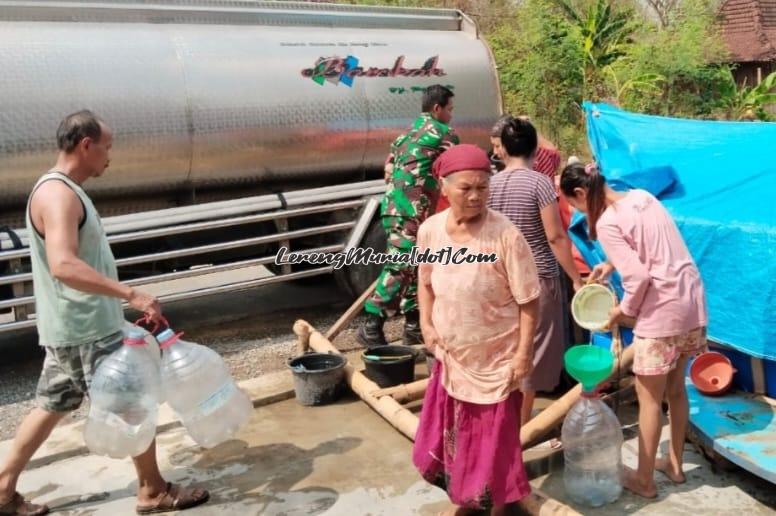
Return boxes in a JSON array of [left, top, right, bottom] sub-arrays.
[[0, 1, 502, 219]]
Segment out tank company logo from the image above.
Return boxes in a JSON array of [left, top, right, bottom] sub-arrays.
[[302, 55, 446, 87]]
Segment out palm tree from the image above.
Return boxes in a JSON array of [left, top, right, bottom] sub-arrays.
[[553, 0, 637, 100], [721, 71, 776, 121], [605, 65, 665, 108]]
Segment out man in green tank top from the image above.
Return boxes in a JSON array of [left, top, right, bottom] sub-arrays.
[[0, 112, 209, 515]]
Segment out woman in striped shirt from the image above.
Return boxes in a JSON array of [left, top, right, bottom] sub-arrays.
[[487, 117, 584, 428]]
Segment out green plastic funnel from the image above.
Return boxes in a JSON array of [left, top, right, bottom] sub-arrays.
[[564, 345, 615, 392]]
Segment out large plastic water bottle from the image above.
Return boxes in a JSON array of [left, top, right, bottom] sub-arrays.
[[84, 328, 161, 458], [561, 390, 623, 507], [157, 327, 252, 448], [123, 320, 162, 368]]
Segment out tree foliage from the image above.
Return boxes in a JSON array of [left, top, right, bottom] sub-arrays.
[[339, 0, 773, 154], [720, 71, 776, 121]]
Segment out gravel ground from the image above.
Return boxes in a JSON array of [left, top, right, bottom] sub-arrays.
[[0, 349, 54, 441], [0, 291, 406, 441], [204, 315, 405, 381]]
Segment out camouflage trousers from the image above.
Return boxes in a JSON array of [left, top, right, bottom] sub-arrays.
[[365, 216, 421, 318], [36, 331, 123, 412]]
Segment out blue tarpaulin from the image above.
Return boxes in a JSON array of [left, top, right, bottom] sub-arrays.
[[574, 102, 775, 360]]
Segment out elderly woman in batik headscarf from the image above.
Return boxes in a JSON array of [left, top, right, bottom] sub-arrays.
[[412, 144, 540, 516]]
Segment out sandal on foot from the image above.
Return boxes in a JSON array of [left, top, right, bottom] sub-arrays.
[[532, 438, 563, 450], [0, 493, 49, 516], [135, 483, 210, 514]]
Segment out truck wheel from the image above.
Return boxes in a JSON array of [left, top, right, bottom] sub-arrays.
[[335, 217, 386, 298]]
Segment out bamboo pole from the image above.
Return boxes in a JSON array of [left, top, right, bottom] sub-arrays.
[[295, 318, 312, 356], [520, 344, 635, 449], [371, 378, 430, 403], [600, 376, 635, 406], [325, 279, 378, 341], [294, 319, 420, 440]]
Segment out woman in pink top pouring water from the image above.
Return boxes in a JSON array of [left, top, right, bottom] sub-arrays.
[[560, 162, 708, 499]]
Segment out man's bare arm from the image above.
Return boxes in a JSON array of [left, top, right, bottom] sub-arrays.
[[34, 181, 161, 320]]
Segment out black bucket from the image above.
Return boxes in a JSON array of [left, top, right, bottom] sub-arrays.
[[362, 345, 418, 388], [287, 352, 347, 406]]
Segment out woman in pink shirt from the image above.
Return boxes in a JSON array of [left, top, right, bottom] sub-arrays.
[[559, 162, 708, 499], [414, 144, 540, 515]]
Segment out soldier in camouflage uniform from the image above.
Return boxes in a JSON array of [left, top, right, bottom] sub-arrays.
[[357, 85, 459, 348]]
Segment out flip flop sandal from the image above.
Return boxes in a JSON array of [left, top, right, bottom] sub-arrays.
[[135, 483, 210, 514], [0, 493, 49, 516], [531, 439, 563, 450]]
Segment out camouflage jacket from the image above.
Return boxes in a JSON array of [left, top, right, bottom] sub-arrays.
[[381, 113, 459, 220]]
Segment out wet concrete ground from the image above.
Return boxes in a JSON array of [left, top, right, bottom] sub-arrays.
[[12, 395, 451, 516], [534, 403, 776, 515], [5, 363, 776, 516], [2, 270, 776, 515]]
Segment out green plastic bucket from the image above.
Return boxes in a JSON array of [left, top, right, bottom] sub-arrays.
[[564, 345, 615, 391]]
